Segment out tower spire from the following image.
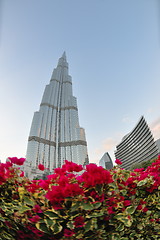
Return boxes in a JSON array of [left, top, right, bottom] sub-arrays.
[[62, 51, 66, 59]]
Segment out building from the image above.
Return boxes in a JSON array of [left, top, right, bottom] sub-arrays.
[[115, 116, 158, 169], [99, 152, 113, 169], [156, 139, 160, 154], [24, 52, 89, 179]]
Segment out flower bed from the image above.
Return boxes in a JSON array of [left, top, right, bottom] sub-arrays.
[[0, 157, 160, 239]]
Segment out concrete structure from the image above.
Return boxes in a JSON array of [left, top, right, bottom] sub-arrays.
[[24, 52, 89, 179], [115, 116, 158, 169], [99, 152, 113, 169], [156, 139, 160, 154]]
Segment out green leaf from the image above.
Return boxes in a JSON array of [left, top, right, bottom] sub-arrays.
[[109, 182, 117, 190], [44, 210, 60, 219], [44, 218, 56, 227], [67, 220, 74, 230], [36, 222, 50, 234], [116, 223, 124, 231], [92, 202, 102, 209], [87, 211, 104, 218], [19, 205, 31, 213], [156, 204, 160, 210], [146, 210, 152, 215], [71, 202, 81, 212], [111, 233, 121, 240], [84, 220, 93, 232], [137, 179, 148, 186], [120, 189, 127, 196], [23, 196, 34, 206], [81, 202, 94, 210], [0, 214, 5, 222], [50, 222, 63, 234], [116, 213, 125, 220], [126, 206, 136, 215], [137, 223, 143, 230], [1, 231, 15, 240], [116, 213, 133, 227]]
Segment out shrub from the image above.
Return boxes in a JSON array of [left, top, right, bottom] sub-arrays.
[[0, 157, 160, 239]]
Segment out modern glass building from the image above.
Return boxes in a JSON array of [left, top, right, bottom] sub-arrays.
[[99, 152, 113, 170], [115, 116, 158, 169], [24, 52, 89, 179]]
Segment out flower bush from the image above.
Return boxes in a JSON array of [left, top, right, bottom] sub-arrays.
[[0, 157, 160, 240]]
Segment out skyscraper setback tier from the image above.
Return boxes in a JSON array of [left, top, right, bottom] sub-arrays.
[[25, 52, 89, 179]]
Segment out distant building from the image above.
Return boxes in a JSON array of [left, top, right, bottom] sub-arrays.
[[24, 53, 89, 179], [99, 152, 113, 169], [115, 116, 158, 169], [156, 139, 160, 154]]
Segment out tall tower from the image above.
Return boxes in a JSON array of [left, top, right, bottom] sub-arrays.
[[25, 52, 89, 179]]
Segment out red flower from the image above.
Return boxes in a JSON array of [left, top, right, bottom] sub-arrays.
[[142, 207, 148, 213], [54, 167, 66, 175], [38, 179, 50, 190], [45, 185, 64, 204], [124, 200, 131, 206], [38, 164, 45, 171], [8, 157, 25, 165], [74, 216, 85, 228], [26, 181, 40, 193], [150, 219, 155, 222], [4, 221, 12, 228], [29, 215, 40, 223], [64, 229, 74, 237], [115, 159, 122, 165], [107, 206, 115, 214], [20, 171, 24, 177], [80, 164, 113, 188], [32, 204, 42, 213], [62, 160, 83, 172], [63, 183, 84, 198]]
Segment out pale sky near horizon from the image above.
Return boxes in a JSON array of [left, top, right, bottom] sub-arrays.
[[0, 0, 160, 164]]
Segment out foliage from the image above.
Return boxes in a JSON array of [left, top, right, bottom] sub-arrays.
[[130, 158, 156, 170], [0, 157, 160, 239]]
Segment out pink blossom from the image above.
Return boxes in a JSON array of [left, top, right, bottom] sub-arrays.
[[54, 167, 66, 175], [74, 216, 85, 228], [38, 164, 45, 171], [107, 206, 115, 214], [80, 164, 113, 187], [115, 159, 122, 165], [20, 171, 24, 177], [142, 207, 148, 213], [29, 215, 40, 223], [64, 229, 74, 237], [124, 200, 131, 206], [134, 168, 144, 172], [4, 221, 12, 228], [62, 160, 83, 172], [38, 179, 50, 190], [8, 157, 25, 165], [32, 204, 42, 213]]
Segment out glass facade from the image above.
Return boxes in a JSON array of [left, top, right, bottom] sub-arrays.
[[99, 152, 113, 170], [115, 116, 158, 169], [24, 52, 89, 179]]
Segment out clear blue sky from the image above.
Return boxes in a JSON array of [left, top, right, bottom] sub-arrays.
[[0, 0, 160, 164]]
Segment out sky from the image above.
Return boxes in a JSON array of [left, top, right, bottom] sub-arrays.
[[0, 0, 160, 164]]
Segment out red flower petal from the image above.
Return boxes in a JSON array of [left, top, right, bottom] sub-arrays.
[[38, 164, 45, 171]]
